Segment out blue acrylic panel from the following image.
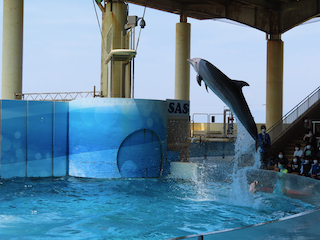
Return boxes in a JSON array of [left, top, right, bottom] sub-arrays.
[[117, 129, 162, 178], [68, 98, 167, 178], [27, 101, 53, 177], [0, 100, 27, 178], [68, 99, 121, 178], [53, 102, 68, 177]]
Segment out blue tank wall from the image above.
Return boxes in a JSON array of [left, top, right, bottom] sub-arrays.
[[68, 98, 167, 178], [0, 99, 168, 179], [0, 100, 68, 178]]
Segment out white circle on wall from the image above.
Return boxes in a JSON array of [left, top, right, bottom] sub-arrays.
[[35, 153, 42, 160], [14, 131, 21, 139]]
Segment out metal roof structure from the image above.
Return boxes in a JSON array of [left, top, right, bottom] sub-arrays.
[[126, 0, 320, 34]]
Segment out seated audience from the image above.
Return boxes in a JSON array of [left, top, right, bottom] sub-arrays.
[[289, 156, 301, 175], [310, 157, 320, 180], [293, 143, 304, 158], [304, 143, 315, 159], [274, 151, 288, 172], [301, 157, 312, 177], [278, 162, 288, 174], [303, 130, 316, 148]]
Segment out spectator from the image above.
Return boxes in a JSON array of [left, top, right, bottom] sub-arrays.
[[303, 117, 312, 130], [278, 162, 288, 174], [289, 156, 301, 175], [274, 151, 288, 171], [310, 157, 320, 180], [303, 130, 316, 148], [258, 125, 271, 169], [304, 143, 315, 158], [301, 157, 312, 177], [293, 143, 304, 158]]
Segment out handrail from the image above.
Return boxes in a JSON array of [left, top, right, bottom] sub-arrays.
[[267, 86, 320, 141]]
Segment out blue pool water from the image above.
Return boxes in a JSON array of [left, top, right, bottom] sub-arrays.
[[0, 177, 315, 239]]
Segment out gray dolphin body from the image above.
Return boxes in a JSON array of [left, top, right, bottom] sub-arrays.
[[188, 58, 258, 142]]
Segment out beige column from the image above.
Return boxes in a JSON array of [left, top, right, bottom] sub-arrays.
[[1, 0, 24, 99], [124, 62, 131, 98], [266, 34, 284, 129], [100, 1, 127, 98], [174, 14, 190, 100], [171, 14, 191, 162]]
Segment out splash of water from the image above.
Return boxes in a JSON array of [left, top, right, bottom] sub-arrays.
[[229, 118, 262, 208], [187, 118, 263, 206]]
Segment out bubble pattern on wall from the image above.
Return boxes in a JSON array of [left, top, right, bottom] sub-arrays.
[[68, 98, 167, 178]]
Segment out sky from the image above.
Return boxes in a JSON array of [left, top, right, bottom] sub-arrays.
[[0, 0, 320, 123]]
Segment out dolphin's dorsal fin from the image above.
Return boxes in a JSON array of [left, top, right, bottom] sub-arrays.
[[231, 79, 250, 88]]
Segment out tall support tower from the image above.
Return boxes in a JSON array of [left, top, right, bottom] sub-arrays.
[[266, 34, 284, 129], [98, 0, 136, 98]]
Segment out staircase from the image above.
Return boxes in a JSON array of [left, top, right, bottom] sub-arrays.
[[267, 86, 320, 162]]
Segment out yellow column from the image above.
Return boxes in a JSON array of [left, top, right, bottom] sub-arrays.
[[173, 14, 191, 162], [125, 62, 131, 98], [1, 0, 24, 99], [100, 1, 127, 98], [175, 14, 190, 100], [266, 34, 283, 129]]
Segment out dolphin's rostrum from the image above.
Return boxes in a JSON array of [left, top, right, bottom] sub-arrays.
[[188, 58, 258, 142]]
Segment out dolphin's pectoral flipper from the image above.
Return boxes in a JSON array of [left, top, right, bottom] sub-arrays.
[[197, 74, 203, 86], [205, 84, 208, 92], [196, 74, 208, 92], [231, 80, 250, 88]]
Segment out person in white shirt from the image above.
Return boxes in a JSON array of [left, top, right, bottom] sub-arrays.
[[293, 143, 304, 158]]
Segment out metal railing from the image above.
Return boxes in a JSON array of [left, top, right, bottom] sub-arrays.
[[191, 110, 236, 139], [267, 86, 320, 141], [15, 90, 101, 102]]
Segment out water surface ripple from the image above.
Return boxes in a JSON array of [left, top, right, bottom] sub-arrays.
[[0, 177, 314, 239]]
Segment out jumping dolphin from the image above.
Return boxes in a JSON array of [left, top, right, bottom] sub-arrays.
[[188, 58, 258, 142]]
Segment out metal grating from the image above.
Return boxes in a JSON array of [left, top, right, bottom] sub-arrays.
[[15, 91, 102, 102]]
